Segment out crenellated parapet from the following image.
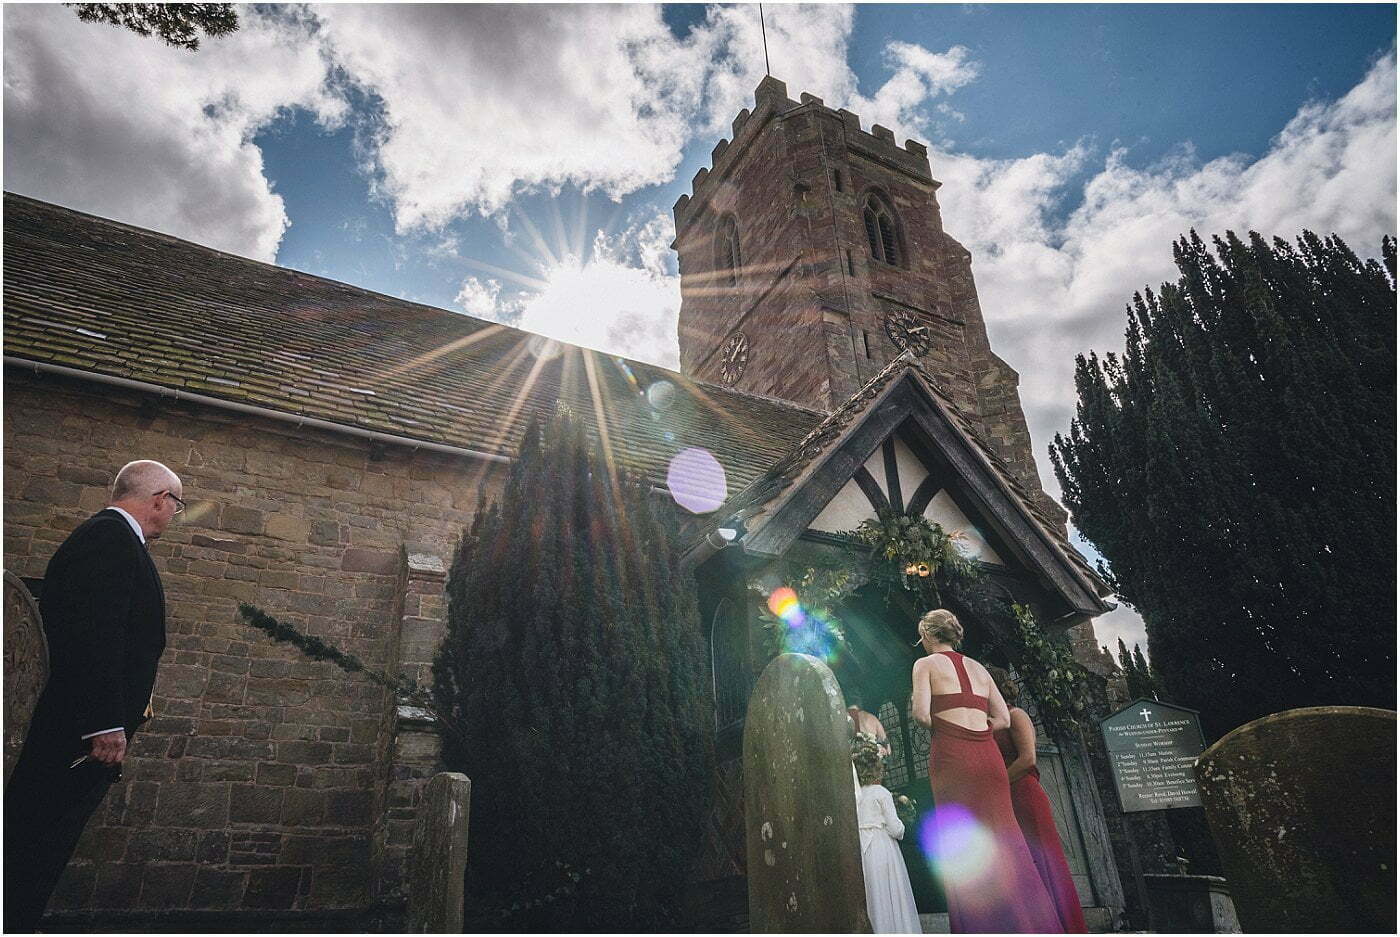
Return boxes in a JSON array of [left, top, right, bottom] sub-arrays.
[[672, 76, 935, 238]]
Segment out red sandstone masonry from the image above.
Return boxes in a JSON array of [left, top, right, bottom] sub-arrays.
[[673, 77, 1059, 513]]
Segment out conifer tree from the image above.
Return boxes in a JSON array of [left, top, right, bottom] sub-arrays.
[[1130, 645, 1157, 700], [1052, 231, 1395, 738], [67, 3, 237, 50], [1116, 638, 1159, 702], [432, 410, 713, 930]]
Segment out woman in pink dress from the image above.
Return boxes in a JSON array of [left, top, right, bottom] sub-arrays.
[[911, 609, 1062, 933], [987, 667, 1089, 933]]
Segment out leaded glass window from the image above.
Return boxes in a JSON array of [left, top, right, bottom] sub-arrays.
[[907, 698, 931, 780], [878, 700, 909, 788]]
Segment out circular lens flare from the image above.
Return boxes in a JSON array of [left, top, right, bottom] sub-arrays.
[[666, 447, 727, 514], [920, 803, 997, 890], [645, 380, 676, 411]]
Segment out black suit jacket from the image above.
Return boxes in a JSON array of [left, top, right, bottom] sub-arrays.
[[33, 509, 167, 744]]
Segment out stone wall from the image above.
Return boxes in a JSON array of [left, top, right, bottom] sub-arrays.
[[2, 369, 497, 920]]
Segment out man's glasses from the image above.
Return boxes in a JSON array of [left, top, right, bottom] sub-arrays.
[[157, 491, 186, 514]]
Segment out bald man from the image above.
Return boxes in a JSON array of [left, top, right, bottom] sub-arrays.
[[4, 460, 181, 932]]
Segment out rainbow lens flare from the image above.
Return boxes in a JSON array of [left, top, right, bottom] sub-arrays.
[[765, 587, 842, 665], [767, 587, 800, 620], [919, 803, 997, 890]]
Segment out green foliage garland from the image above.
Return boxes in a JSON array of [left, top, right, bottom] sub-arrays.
[[847, 511, 980, 606], [751, 510, 1090, 739]]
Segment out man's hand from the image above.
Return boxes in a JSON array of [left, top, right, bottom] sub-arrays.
[[89, 729, 127, 765]]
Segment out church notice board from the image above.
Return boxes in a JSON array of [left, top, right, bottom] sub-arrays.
[[1100, 698, 1205, 813]]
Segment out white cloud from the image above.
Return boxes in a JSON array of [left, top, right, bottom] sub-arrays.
[[309, 3, 974, 230], [932, 49, 1397, 487], [682, 5, 974, 145], [1094, 601, 1151, 660], [455, 275, 516, 323], [2, 5, 342, 262], [313, 4, 713, 232]]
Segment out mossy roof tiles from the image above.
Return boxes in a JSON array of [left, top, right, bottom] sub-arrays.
[[3, 192, 823, 502], [3, 193, 1101, 596]]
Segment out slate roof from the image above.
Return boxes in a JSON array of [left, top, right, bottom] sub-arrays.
[[2, 193, 1102, 599], [2, 192, 823, 500]]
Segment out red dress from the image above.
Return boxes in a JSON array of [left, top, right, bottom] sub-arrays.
[[994, 722, 1089, 933], [926, 652, 1062, 933]]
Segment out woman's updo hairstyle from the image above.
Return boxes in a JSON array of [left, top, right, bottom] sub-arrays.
[[917, 609, 963, 649], [985, 664, 1018, 704]]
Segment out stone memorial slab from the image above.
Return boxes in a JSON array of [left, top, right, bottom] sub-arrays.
[[1194, 706, 1396, 933], [743, 652, 871, 933], [4, 571, 48, 787], [407, 771, 471, 933], [1101, 697, 1205, 812]]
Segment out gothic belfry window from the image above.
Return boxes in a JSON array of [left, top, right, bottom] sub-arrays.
[[862, 193, 901, 266], [716, 214, 741, 286]]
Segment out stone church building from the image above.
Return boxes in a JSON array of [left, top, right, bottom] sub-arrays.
[[4, 77, 1130, 928]]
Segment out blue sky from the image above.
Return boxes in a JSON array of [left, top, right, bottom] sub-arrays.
[[6, 3, 1396, 653], [250, 4, 1396, 315]]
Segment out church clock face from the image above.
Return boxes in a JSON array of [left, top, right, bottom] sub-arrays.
[[718, 331, 749, 385], [883, 309, 930, 357]]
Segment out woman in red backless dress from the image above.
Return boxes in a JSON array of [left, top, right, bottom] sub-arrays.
[[987, 666, 1089, 933], [911, 610, 1063, 934]]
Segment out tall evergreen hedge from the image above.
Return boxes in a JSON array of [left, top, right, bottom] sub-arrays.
[[1052, 231, 1395, 738], [432, 410, 713, 929]]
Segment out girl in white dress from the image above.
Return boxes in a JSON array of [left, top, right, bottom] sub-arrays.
[[854, 737, 922, 933]]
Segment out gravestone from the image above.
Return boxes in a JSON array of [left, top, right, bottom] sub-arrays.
[[743, 652, 871, 933], [1194, 706, 1396, 933], [406, 772, 471, 933], [4, 571, 48, 786]]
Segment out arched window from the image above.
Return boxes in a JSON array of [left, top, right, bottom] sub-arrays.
[[862, 193, 901, 266], [711, 599, 749, 730], [715, 215, 741, 286]]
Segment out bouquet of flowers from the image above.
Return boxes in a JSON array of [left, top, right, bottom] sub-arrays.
[[893, 792, 919, 825]]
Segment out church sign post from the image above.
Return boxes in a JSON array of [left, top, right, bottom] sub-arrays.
[[1100, 698, 1206, 813]]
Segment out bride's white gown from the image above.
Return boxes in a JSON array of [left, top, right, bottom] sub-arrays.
[[857, 784, 922, 934]]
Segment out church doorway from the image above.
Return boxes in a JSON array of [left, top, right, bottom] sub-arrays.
[[830, 583, 1028, 916], [830, 585, 945, 912], [830, 584, 1099, 917]]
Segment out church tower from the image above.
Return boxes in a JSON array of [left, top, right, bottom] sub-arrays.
[[673, 76, 1055, 515]]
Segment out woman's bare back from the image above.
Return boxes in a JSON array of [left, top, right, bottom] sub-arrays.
[[922, 653, 997, 731]]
